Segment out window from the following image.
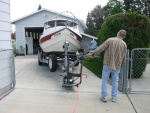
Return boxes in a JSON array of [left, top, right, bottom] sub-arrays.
[[44, 21, 55, 28], [56, 20, 66, 26]]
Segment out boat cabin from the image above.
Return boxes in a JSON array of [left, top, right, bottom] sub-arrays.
[[44, 19, 78, 29]]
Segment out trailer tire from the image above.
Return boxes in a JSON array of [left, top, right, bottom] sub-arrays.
[[48, 54, 57, 72], [38, 58, 43, 65], [38, 50, 43, 66]]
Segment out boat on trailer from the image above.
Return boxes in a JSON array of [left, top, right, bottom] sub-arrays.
[[39, 18, 82, 53], [38, 11, 84, 87]]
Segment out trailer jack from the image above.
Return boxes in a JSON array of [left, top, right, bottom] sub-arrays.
[[61, 41, 84, 87]]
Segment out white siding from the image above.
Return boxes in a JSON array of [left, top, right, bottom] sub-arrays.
[[0, 31, 11, 40], [0, 0, 11, 49], [1, 0, 10, 4], [0, 41, 11, 49], [0, 21, 11, 31], [0, 1, 10, 13], [0, 11, 10, 21]]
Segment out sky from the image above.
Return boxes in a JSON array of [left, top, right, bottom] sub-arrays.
[[10, 0, 108, 22]]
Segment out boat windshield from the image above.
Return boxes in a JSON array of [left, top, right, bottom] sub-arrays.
[[57, 20, 66, 26], [57, 20, 78, 28], [44, 20, 78, 29], [44, 21, 55, 29]]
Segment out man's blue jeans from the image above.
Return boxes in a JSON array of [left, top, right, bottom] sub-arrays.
[[101, 65, 120, 98]]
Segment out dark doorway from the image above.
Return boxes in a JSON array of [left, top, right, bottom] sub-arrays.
[[25, 27, 43, 54]]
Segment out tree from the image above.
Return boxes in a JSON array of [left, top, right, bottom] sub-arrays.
[[85, 12, 96, 36], [103, 0, 123, 17], [85, 5, 104, 37], [123, 0, 150, 18], [123, 0, 133, 12], [37, 4, 42, 10], [85, 0, 123, 37]]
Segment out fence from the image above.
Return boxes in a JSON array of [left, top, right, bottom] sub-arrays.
[[129, 48, 150, 94], [0, 49, 16, 97], [118, 48, 150, 94]]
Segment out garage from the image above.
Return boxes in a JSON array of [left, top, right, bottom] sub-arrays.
[[11, 9, 97, 55]]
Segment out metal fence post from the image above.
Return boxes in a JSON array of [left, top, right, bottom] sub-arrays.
[[119, 50, 130, 93], [123, 50, 130, 93], [12, 52, 16, 88]]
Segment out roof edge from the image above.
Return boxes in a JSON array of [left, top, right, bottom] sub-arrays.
[[81, 33, 98, 39], [11, 8, 87, 28]]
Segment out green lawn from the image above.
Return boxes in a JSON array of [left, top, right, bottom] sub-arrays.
[[83, 58, 103, 78]]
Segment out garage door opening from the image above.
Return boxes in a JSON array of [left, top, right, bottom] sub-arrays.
[[25, 27, 43, 54]]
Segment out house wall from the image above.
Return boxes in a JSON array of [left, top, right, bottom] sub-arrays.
[[15, 10, 85, 54], [26, 37, 33, 54], [0, 0, 11, 49], [81, 37, 92, 52], [0, 0, 14, 98], [15, 11, 47, 53]]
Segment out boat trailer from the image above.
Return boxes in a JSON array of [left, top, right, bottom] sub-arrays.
[[38, 41, 84, 87]]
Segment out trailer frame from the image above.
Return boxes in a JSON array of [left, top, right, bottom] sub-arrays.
[[38, 41, 84, 87]]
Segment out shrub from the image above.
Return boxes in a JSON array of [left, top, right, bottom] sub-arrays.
[[97, 12, 150, 78], [131, 50, 148, 78], [12, 44, 17, 56]]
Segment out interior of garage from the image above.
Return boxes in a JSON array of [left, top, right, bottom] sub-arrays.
[[25, 27, 43, 54]]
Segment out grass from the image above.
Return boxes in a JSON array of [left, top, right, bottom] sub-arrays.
[[83, 57, 103, 78]]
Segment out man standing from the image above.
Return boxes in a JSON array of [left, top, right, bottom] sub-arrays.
[[86, 30, 127, 102]]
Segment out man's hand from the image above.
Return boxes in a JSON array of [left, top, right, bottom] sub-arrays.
[[86, 52, 94, 57]]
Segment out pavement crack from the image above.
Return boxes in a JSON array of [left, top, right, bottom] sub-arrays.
[[126, 94, 138, 113]]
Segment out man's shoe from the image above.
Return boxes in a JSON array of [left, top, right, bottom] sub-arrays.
[[112, 97, 117, 102], [100, 97, 107, 102]]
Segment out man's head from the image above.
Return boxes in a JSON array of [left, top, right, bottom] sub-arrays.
[[117, 29, 126, 39]]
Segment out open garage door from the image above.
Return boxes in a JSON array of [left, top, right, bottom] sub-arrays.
[[25, 27, 43, 54]]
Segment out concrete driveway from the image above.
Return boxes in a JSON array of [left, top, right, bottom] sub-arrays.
[[0, 55, 139, 113]]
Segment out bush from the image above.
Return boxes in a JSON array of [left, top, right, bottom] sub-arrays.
[[132, 50, 148, 78], [12, 44, 17, 56], [97, 12, 150, 78], [98, 12, 150, 49]]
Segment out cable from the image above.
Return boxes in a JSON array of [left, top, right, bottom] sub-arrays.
[[72, 55, 83, 113], [72, 85, 80, 113]]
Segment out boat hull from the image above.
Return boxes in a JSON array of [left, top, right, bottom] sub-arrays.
[[39, 28, 81, 53]]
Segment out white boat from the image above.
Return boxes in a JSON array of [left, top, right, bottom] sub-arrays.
[[39, 17, 82, 53], [38, 12, 84, 73], [38, 12, 85, 87]]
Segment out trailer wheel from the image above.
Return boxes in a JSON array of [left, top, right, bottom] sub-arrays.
[[48, 54, 57, 72], [38, 58, 43, 65], [38, 50, 43, 66]]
